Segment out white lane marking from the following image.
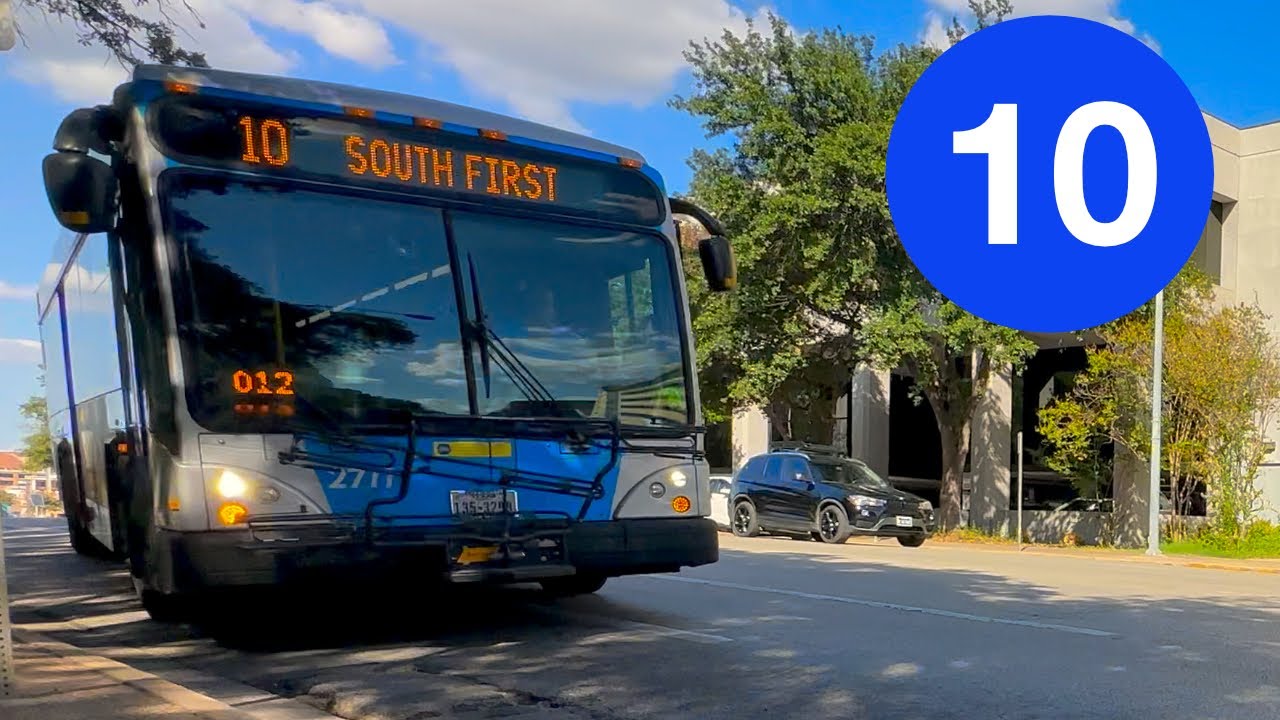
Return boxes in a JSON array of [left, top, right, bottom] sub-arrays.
[[528, 605, 732, 644], [649, 575, 1118, 638], [362, 288, 389, 301], [597, 618, 734, 644], [430, 264, 451, 278]]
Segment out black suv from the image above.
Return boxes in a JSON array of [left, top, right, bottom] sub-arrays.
[[730, 444, 937, 546]]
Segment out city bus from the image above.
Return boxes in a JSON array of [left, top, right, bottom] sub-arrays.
[[35, 64, 736, 621]]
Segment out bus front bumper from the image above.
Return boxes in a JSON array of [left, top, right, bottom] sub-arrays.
[[155, 517, 719, 593]]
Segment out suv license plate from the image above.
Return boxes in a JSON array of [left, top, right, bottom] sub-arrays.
[[895, 515, 913, 528], [450, 490, 518, 516]]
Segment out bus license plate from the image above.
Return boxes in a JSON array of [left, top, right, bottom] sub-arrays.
[[450, 490, 517, 516], [895, 515, 913, 528]]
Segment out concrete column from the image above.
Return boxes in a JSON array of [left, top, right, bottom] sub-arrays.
[[970, 364, 1013, 535], [846, 365, 890, 477], [1111, 444, 1150, 548], [731, 405, 770, 470]]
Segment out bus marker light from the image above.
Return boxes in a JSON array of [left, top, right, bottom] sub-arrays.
[[215, 470, 248, 499], [671, 496, 691, 513], [164, 80, 197, 94], [619, 157, 642, 168], [217, 502, 249, 526], [344, 106, 375, 118], [415, 117, 442, 129], [167, 498, 181, 512], [457, 546, 497, 565], [479, 128, 507, 141]]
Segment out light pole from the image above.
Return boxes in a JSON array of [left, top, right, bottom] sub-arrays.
[[1146, 289, 1164, 556]]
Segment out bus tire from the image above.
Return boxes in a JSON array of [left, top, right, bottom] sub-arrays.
[[67, 518, 93, 556], [540, 574, 607, 597], [140, 589, 195, 623]]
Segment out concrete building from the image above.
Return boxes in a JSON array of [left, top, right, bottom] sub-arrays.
[[728, 111, 1280, 543]]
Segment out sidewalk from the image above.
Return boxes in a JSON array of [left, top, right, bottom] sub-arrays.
[[1, 629, 257, 720], [927, 538, 1280, 574]]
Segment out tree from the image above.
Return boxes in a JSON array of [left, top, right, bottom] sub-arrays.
[[675, 2, 1035, 530], [673, 14, 936, 442], [19, 391, 51, 472], [1039, 265, 1280, 540], [11, 0, 208, 67]]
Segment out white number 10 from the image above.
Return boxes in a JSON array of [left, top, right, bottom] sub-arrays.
[[953, 101, 1157, 248]]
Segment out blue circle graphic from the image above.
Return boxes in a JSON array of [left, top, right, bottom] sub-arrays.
[[886, 15, 1213, 333]]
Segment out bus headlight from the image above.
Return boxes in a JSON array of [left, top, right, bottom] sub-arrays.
[[215, 470, 249, 499], [668, 470, 688, 488]]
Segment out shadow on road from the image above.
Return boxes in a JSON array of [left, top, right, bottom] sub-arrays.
[[5, 519, 1280, 720]]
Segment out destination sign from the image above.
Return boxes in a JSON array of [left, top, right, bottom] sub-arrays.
[[147, 95, 664, 226]]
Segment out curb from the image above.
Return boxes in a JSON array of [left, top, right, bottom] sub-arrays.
[[926, 540, 1280, 575], [5, 628, 257, 719]]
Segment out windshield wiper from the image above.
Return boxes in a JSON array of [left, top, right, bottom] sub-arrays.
[[464, 253, 563, 412]]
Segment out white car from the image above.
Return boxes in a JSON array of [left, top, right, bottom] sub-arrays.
[[708, 474, 733, 530]]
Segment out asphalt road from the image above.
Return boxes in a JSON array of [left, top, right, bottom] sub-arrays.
[[4, 516, 1279, 720]]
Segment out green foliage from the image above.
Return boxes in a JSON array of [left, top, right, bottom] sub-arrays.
[[1164, 521, 1280, 559], [673, 13, 916, 429], [14, 0, 208, 67], [674, 3, 1034, 528], [1038, 265, 1280, 541], [18, 392, 51, 472]]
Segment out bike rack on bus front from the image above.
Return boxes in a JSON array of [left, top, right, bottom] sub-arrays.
[[259, 414, 623, 551]]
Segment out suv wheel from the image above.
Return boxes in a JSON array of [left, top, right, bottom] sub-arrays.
[[732, 500, 760, 537], [816, 503, 851, 544], [897, 535, 926, 548]]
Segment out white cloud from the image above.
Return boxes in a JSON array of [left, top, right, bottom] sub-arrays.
[[339, 0, 768, 133], [224, 0, 397, 70], [2, 0, 393, 105], [922, 0, 1159, 53], [0, 338, 41, 365], [6, 0, 765, 136], [0, 281, 35, 302]]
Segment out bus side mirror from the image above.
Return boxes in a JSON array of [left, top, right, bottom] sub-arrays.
[[698, 235, 736, 292], [43, 105, 122, 234], [43, 151, 118, 234], [669, 196, 736, 293]]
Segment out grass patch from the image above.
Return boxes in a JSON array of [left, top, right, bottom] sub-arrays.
[[932, 527, 1021, 544], [932, 526, 1137, 551], [1162, 521, 1280, 559]]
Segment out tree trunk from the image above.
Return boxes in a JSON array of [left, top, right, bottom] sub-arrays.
[[764, 401, 791, 442], [938, 421, 970, 531]]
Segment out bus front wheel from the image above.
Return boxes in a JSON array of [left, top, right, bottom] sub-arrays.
[[540, 574, 607, 597], [138, 586, 197, 623]]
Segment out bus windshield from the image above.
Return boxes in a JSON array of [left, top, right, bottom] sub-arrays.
[[163, 173, 690, 432]]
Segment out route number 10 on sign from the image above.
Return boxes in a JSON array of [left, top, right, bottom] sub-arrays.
[[955, 101, 1157, 249], [884, 15, 1213, 334]]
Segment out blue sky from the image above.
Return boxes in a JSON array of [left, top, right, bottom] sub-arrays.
[[0, 0, 1276, 450]]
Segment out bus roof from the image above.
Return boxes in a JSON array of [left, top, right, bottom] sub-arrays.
[[130, 64, 647, 164]]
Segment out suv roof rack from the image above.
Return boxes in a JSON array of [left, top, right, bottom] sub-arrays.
[[769, 441, 845, 457]]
